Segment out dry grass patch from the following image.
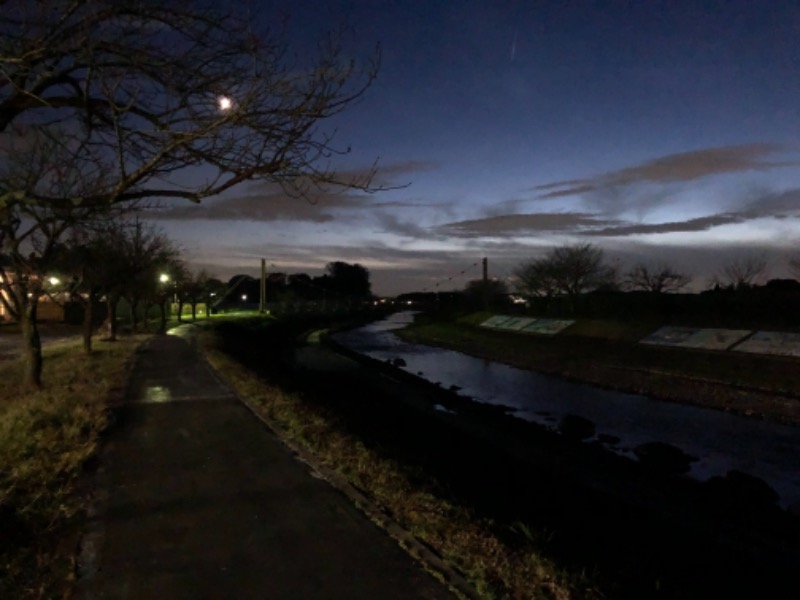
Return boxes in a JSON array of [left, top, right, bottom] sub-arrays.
[[0, 334, 148, 599]]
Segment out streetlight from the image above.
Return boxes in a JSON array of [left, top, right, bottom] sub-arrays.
[[159, 273, 170, 284]]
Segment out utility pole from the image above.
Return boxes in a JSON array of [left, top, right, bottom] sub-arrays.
[[260, 258, 266, 313]]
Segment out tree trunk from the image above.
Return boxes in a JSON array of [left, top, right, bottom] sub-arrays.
[[128, 295, 139, 332], [106, 294, 118, 341], [82, 294, 94, 354], [177, 299, 184, 322], [158, 301, 167, 333], [142, 300, 150, 330], [191, 300, 197, 321], [21, 299, 43, 389]]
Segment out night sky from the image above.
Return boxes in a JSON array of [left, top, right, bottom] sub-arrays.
[[153, 0, 800, 296]]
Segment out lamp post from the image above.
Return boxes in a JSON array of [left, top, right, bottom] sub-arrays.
[[158, 273, 170, 332]]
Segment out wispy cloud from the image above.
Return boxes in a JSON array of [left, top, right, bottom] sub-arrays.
[[583, 187, 800, 237], [582, 213, 745, 237], [535, 143, 796, 200], [439, 212, 619, 237], [431, 185, 800, 240]]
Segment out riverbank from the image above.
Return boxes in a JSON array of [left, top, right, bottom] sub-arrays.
[[397, 312, 800, 427], [201, 315, 800, 599]]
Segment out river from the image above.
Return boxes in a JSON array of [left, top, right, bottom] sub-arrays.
[[333, 311, 800, 509]]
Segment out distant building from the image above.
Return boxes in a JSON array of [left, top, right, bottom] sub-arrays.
[[0, 271, 66, 322]]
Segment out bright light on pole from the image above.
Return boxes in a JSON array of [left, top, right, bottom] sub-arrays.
[[159, 273, 169, 283]]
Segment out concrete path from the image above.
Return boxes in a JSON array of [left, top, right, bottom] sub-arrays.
[[77, 330, 453, 599]]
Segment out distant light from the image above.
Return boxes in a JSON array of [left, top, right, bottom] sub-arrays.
[[218, 95, 233, 111], [159, 273, 169, 283], [241, 294, 247, 301], [210, 292, 216, 297], [48, 276, 60, 286], [406, 300, 412, 305]]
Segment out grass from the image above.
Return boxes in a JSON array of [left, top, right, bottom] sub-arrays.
[[0, 332, 148, 599], [197, 322, 598, 600]]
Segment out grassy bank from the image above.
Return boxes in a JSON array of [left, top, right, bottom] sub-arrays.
[[399, 312, 800, 426], [0, 334, 148, 599], [198, 320, 593, 600]]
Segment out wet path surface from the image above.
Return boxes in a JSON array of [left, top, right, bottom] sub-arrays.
[[77, 330, 452, 599], [334, 312, 800, 509]]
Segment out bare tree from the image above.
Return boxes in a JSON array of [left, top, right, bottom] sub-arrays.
[[116, 222, 183, 334], [0, 128, 120, 384], [715, 254, 768, 290], [513, 243, 615, 310], [1, 1, 382, 206], [1, 1, 382, 386], [625, 262, 691, 293], [512, 259, 560, 301], [178, 268, 219, 321], [550, 243, 616, 298]]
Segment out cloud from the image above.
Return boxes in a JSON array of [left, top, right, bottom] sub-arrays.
[[375, 213, 436, 239], [535, 143, 796, 200], [583, 187, 800, 237], [150, 159, 440, 223], [583, 213, 745, 237], [151, 192, 352, 222], [439, 212, 619, 237], [740, 187, 800, 217]]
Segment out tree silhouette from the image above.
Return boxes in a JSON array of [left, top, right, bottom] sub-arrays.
[[514, 243, 615, 309], [322, 261, 372, 299], [626, 262, 691, 293], [714, 254, 768, 290]]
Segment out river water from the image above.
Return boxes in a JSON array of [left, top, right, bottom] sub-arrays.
[[333, 312, 800, 508]]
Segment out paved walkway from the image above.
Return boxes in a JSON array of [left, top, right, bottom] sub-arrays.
[[76, 330, 453, 599]]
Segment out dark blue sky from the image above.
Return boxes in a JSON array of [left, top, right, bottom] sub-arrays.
[[157, 0, 800, 294]]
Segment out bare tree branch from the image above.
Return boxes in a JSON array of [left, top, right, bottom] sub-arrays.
[[714, 254, 768, 290], [625, 262, 691, 293], [1, 1, 384, 209]]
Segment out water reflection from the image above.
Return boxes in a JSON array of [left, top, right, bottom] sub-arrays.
[[334, 312, 800, 507]]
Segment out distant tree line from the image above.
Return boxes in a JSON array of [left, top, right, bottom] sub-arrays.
[[217, 261, 372, 311], [471, 243, 800, 328]]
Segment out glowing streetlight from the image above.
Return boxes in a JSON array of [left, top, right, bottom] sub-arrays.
[[48, 276, 60, 286], [241, 294, 248, 301], [159, 273, 169, 283]]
